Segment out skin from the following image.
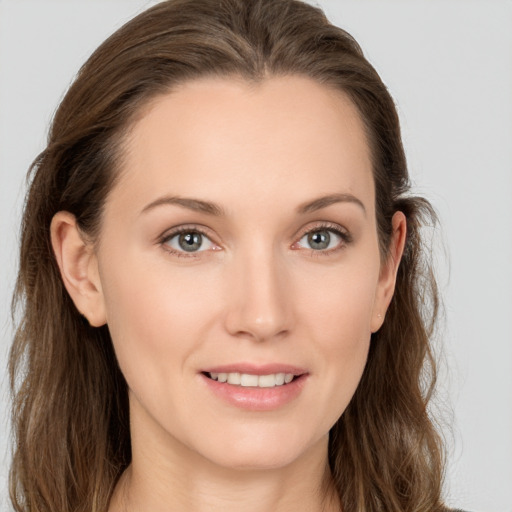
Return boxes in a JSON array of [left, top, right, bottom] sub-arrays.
[[51, 75, 406, 512]]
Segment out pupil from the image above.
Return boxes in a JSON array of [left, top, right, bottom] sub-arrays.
[[308, 230, 330, 250], [179, 232, 202, 252]]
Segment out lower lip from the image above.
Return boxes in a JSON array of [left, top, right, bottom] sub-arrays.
[[200, 373, 308, 411]]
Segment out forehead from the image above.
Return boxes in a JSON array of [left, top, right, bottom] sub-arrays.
[[112, 75, 374, 217]]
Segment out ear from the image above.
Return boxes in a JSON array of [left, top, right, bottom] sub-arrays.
[[50, 211, 107, 327], [370, 211, 407, 333]]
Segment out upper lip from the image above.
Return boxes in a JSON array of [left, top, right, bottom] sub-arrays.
[[201, 363, 308, 376]]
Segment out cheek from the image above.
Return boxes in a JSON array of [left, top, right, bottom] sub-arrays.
[[297, 254, 380, 340], [295, 257, 379, 420], [98, 250, 218, 388]]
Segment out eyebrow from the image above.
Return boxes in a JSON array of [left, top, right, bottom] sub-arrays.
[[141, 196, 225, 216], [140, 192, 366, 217], [296, 193, 366, 216]]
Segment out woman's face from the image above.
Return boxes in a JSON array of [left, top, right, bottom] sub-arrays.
[[83, 76, 403, 470]]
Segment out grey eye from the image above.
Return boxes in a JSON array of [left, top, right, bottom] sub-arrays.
[[165, 230, 215, 253], [307, 230, 331, 250], [298, 229, 342, 251], [178, 232, 203, 252]]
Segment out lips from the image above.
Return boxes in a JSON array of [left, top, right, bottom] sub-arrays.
[[200, 363, 308, 411], [201, 363, 307, 387], [201, 363, 307, 376]]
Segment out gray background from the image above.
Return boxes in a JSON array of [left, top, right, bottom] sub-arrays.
[[1, 1, 511, 511]]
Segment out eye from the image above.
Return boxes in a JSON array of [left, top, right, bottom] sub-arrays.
[[294, 224, 350, 253], [162, 228, 217, 254]]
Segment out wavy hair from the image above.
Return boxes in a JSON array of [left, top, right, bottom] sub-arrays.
[[10, 1, 445, 511]]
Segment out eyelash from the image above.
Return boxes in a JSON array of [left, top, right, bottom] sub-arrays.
[[295, 222, 352, 258], [159, 225, 214, 258], [158, 222, 352, 259]]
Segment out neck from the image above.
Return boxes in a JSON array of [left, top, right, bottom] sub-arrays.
[[109, 404, 340, 512], [113, 457, 339, 512]]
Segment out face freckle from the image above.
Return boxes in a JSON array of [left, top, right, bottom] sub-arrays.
[[95, 75, 393, 472]]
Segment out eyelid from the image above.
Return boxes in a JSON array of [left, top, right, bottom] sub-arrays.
[[158, 224, 220, 257], [157, 221, 352, 258], [296, 221, 351, 240], [292, 221, 352, 253]]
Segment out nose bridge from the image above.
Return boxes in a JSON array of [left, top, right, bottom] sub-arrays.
[[224, 238, 292, 341]]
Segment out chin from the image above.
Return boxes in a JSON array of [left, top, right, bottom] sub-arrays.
[[190, 425, 327, 472], [210, 449, 298, 471]]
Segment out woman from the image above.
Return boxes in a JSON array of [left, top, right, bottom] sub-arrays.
[[9, 0, 448, 511]]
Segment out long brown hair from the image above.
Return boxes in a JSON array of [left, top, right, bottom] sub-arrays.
[[10, 1, 445, 511]]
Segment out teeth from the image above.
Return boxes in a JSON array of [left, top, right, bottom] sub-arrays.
[[227, 372, 241, 385], [275, 373, 285, 385], [208, 372, 296, 387], [240, 374, 259, 386], [258, 374, 276, 387]]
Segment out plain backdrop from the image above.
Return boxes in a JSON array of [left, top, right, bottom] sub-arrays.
[[1, 1, 511, 511]]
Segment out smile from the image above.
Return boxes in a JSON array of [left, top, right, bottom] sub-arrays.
[[206, 372, 296, 387], [200, 367, 308, 411]]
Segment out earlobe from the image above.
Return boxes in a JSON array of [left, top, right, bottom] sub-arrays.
[[370, 211, 407, 333], [50, 212, 107, 327]]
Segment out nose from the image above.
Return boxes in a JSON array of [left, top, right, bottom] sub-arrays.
[[223, 244, 294, 342]]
